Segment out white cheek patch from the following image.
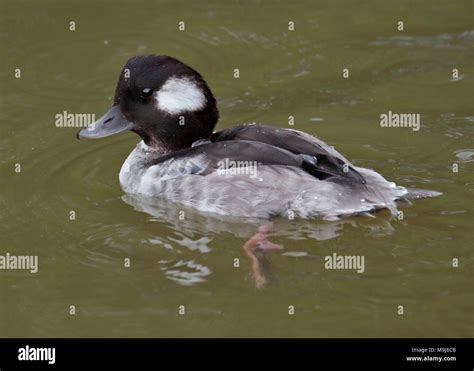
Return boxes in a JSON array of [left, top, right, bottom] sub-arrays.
[[155, 77, 206, 114]]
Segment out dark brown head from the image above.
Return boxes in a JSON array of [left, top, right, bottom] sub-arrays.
[[78, 55, 219, 152]]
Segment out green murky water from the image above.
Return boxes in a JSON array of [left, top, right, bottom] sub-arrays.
[[1, 0, 473, 337]]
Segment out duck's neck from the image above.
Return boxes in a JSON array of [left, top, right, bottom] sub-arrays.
[[130, 103, 219, 153], [119, 141, 165, 193], [137, 139, 170, 156]]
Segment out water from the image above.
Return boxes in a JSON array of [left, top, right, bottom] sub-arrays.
[[1, 0, 473, 337]]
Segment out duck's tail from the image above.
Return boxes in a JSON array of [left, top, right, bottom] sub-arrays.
[[403, 188, 443, 200]]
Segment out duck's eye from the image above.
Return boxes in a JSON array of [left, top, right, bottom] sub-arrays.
[[140, 88, 153, 99]]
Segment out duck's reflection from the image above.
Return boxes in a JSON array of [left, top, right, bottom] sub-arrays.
[[164, 259, 211, 286], [122, 194, 396, 289]]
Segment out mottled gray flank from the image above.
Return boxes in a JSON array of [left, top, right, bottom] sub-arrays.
[[119, 140, 415, 220]]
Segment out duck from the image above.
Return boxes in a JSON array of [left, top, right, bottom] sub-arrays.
[[77, 55, 441, 221]]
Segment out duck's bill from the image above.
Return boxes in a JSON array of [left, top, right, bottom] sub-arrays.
[[77, 105, 133, 139]]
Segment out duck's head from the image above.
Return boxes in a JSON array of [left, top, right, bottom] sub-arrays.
[[78, 55, 219, 152]]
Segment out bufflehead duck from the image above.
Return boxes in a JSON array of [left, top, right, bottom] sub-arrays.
[[78, 55, 441, 220]]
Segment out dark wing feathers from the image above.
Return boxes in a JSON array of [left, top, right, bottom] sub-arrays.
[[153, 140, 322, 177], [211, 124, 366, 184], [152, 124, 366, 184]]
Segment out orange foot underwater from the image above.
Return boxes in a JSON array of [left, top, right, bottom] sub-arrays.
[[243, 223, 283, 289]]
